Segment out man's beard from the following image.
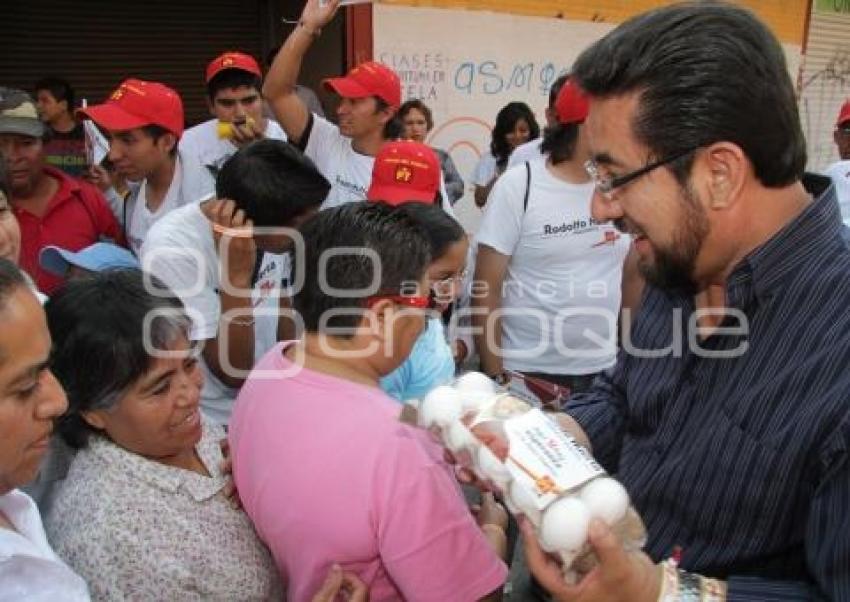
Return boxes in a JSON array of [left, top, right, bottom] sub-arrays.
[[617, 184, 709, 296]]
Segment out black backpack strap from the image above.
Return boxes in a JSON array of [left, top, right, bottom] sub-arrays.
[[523, 161, 531, 212]]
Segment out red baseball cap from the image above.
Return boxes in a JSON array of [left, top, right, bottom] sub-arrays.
[[78, 79, 184, 138], [205, 51, 262, 83], [555, 78, 589, 125], [323, 61, 401, 109], [837, 99, 850, 127], [367, 141, 441, 206]]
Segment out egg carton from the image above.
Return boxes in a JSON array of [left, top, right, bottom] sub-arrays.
[[416, 372, 647, 583]]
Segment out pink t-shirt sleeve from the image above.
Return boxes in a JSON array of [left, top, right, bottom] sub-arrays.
[[374, 435, 508, 601]]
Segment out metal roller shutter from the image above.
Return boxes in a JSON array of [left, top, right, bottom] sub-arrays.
[[1, 0, 270, 126]]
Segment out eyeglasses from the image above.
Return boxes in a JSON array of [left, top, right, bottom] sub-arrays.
[[584, 147, 698, 199], [432, 269, 468, 291]]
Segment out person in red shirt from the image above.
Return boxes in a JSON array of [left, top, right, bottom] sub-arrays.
[[0, 87, 122, 293]]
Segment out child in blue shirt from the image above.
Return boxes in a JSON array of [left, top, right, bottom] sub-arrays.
[[380, 203, 469, 402]]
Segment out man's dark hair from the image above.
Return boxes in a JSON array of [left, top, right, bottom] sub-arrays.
[[399, 99, 435, 131], [548, 74, 570, 109], [0, 258, 26, 313], [375, 96, 402, 140], [216, 139, 330, 228], [207, 69, 263, 100], [572, 2, 806, 187], [141, 124, 178, 157], [34, 77, 75, 112], [541, 122, 580, 165], [293, 202, 430, 336], [491, 102, 540, 170], [47, 269, 191, 449]]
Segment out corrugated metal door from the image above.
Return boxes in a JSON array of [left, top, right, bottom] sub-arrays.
[[0, 0, 269, 126], [799, 2, 850, 171]]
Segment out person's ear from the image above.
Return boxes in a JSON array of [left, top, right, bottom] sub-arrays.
[[158, 132, 178, 155], [207, 97, 217, 118], [378, 106, 396, 127], [361, 298, 392, 342], [81, 409, 108, 431], [701, 142, 746, 211]]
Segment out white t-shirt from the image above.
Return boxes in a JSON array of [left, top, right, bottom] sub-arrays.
[[140, 202, 288, 425], [302, 114, 456, 213], [475, 161, 630, 375], [508, 138, 545, 169], [126, 152, 215, 254], [0, 489, 90, 601], [472, 151, 499, 187], [304, 115, 375, 209], [179, 118, 288, 178], [824, 160, 850, 226]]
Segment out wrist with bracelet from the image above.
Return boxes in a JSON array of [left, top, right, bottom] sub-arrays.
[[657, 558, 726, 602], [223, 313, 256, 327]]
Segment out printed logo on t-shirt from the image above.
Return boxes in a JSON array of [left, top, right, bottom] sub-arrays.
[[255, 279, 276, 306], [253, 259, 279, 308], [541, 217, 603, 237], [335, 175, 367, 197]]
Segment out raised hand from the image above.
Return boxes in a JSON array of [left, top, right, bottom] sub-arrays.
[[229, 117, 265, 148], [209, 198, 257, 292], [300, 0, 342, 31]]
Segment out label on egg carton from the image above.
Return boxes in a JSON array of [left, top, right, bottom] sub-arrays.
[[502, 409, 605, 511]]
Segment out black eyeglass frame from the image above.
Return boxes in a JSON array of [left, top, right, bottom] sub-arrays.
[[585, 146, 699, 197]]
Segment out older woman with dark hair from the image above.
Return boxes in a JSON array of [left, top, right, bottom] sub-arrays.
[[43, 269, 282, 600], [399, 99, 465, 204]]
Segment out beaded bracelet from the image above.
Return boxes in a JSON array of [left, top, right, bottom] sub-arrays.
[[225, 314, 256, 327], [657, 558, 726, 602]]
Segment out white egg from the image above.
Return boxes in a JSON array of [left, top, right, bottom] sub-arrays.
[[476, 445, 512, 488], [455, 372, 498, 413], [455, 371, 497, 394], [445, 421, 477, 453], [540, 496, 591, 553], [508, 481, 542, 525], [418, 386, 462, 428], [579, 477, 629, 525]]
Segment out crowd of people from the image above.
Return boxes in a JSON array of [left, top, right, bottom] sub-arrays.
[[1, 0, 850, 600]]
